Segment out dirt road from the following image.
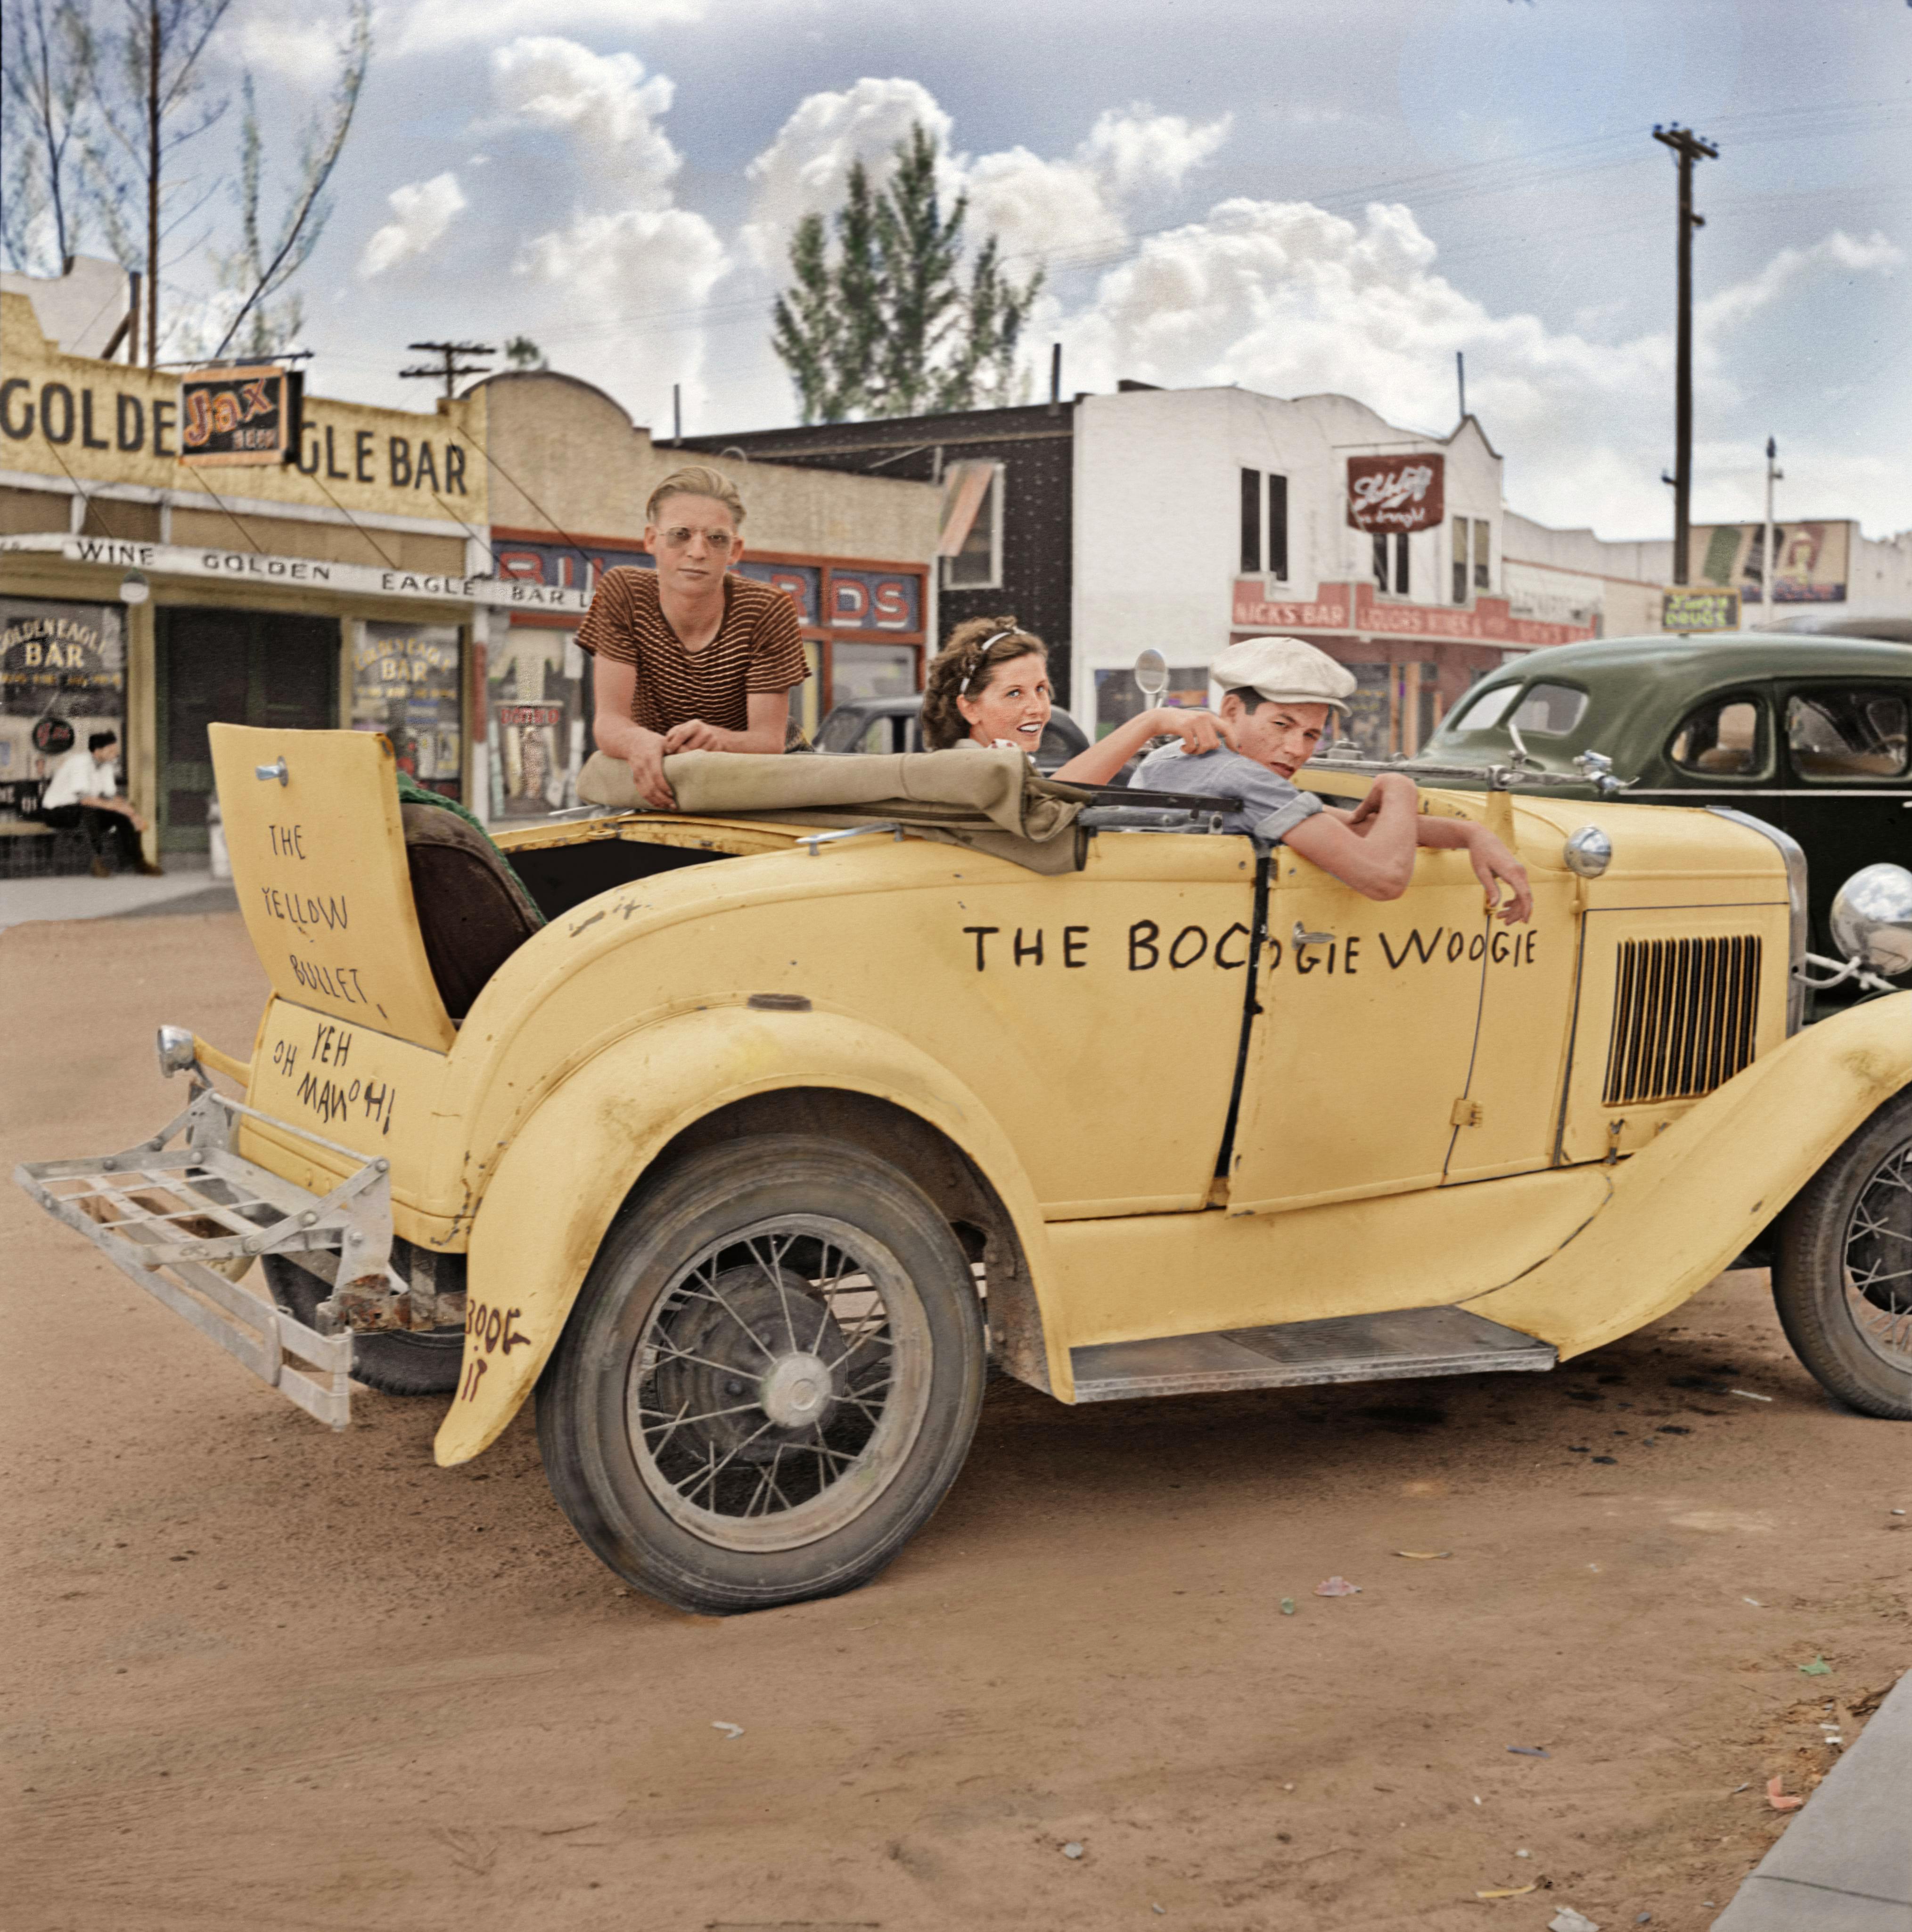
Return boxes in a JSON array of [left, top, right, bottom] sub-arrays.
[[3, 912, 1907, 1932]]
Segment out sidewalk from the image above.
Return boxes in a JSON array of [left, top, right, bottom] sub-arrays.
[[1713, 1666, 1912, 1930], [0, 859, 236, 930]]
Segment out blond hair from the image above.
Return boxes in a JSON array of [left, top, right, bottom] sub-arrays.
[[920, 616, 1047, 750], [646, 465, 746, 528]]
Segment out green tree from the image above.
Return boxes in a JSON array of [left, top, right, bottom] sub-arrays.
[[772, 122, 1042, 424]]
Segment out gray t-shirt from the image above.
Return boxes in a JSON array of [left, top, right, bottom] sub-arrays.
[[1130, 744, 1325, 843]]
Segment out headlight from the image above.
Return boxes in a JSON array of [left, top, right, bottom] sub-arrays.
[[1831, 863, 1912, 978], [156, 1025, 198, 1079]]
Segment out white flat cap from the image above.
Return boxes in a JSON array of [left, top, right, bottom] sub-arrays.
[[1212, 636, 1357, 713]]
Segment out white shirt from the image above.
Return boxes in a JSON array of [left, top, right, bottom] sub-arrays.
[[41, 747, 119, 811]]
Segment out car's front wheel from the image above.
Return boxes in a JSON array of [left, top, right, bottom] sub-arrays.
[[1773, 1089, 1912, 1420], [536, 1136, 987, 1614]]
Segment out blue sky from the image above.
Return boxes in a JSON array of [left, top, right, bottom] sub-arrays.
[[164, 0, 1912, 541]]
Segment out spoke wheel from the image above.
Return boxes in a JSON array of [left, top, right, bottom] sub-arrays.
[[1774, 1090, 1912, 1420], [537, 1136, 985, 1613]]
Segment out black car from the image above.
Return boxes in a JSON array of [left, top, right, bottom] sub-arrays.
[[814, 694, 1091, 775], [1418, 630, 1912, 968]]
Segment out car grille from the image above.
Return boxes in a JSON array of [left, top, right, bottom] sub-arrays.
[[1602, 934, 1763, 1107]]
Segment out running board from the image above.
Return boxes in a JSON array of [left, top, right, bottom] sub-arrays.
[[1068, 1305, 1556, 1403]]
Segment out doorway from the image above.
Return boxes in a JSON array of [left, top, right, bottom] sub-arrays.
[[156, 607, 339, 852]]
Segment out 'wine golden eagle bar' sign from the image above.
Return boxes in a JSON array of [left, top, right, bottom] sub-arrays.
[[178, 364, 304, 467]]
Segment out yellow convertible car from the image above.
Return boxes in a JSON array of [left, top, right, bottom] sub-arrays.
[[18, 721, 1912, 1613]]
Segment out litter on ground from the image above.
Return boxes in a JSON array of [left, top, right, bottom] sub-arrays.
[[1799, 1655, 1833, 1677], [1314, 1576, 1362, 1596], [1766, 1776, 1803, 1812]]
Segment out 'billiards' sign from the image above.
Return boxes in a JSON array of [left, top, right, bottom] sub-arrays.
[[178, 364, 304, 467]]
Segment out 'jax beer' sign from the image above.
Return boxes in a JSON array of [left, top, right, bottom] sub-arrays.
[[178, 364, 303, 467], [1345, 452, 1444, 533]]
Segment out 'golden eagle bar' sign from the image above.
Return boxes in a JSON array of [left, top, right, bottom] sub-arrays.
[[178, 364, 303, 467], [1345, 453, 1444, 533]]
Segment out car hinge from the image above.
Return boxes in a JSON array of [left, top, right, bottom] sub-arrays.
[[1214, 846, 1273, 1180]]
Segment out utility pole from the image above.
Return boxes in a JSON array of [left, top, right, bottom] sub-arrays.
[[1652, 123, 1718, 584], [1456, 350, 1467, 423], [1762, 434, 1783, 619], [400, 341, 495, 400]]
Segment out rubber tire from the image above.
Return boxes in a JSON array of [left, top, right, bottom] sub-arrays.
[[1772, 1089, 1912, 1422], [261, 1253, 464, 1398], [536, 1136, 986, 1615]]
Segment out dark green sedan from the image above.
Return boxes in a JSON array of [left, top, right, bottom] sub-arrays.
[[1419, 631, 1912, 968]]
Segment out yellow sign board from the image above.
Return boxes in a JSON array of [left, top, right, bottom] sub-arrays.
[[1662, 587, 1740, 633]]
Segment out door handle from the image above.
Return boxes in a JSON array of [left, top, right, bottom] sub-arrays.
[[1293, 921, 1334, 948]]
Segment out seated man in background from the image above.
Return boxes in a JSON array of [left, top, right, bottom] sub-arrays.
[[40, 729, 161, 878], [579, 466, 809, 810], [1130, 637, 1531, 922]]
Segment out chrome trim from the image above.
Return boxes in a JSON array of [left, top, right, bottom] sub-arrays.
[[1708, 806, 1807, 1034]]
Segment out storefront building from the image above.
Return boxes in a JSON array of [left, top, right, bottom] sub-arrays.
[[1, 275, 942, 852], [473, 371, 939, 819], [0, 278, 496, 862], [1071, 386, 1600, 758]]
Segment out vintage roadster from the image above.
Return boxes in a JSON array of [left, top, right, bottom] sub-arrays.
[[18, 721, 1912, 1613]]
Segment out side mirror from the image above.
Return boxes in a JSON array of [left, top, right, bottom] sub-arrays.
[[1831, 863, 1912, 977], [1134, 649, 1168, 708]]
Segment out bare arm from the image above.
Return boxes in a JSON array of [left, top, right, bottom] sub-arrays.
[[1050, 707, 1224, 785], [1413, 814, 1532, 923], [1281, 773, 1420, 900], [592, 654, 673, 810], [661, 690, 791, 756]]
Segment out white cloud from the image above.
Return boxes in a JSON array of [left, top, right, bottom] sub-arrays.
[[740, 77, 955, 273], [490, 37, 681, 205], [390, 0, 702, 57], [1052, 196, 1903, 532], [358, 171, 468, 277]]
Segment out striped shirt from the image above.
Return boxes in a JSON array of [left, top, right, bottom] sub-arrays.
[[576, 568, 809, 735]]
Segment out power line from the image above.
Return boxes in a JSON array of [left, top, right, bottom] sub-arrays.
[[400, 340, 495, 399]]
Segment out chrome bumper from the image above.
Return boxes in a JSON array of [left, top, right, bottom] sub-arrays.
[[13, 1083, 399, 1429]]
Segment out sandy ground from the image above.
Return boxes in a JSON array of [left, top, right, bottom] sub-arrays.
[[2, 912, 1908, 1932]]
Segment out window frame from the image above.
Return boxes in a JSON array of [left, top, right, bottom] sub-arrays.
[[942, 462, 1005, 591], [1240, 467, 1262, 574], [1781, 681, 1912, 786], [1451, 516, 1469, 605], [1267, 473, 1289, 581], [1663, 687, 1774, 783]]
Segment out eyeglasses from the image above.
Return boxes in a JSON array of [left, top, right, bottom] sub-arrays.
[[657, 525, 736, 552]]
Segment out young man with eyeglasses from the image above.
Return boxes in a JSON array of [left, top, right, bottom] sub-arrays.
[[578, 466, 810, 810]]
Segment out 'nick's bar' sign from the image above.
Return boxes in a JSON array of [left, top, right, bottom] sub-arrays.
[[1346, 452, 1444, 533], [178, 364, 303, 467]]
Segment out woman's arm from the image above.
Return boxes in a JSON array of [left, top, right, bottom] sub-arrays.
[[1050, 707, 1223, 785]]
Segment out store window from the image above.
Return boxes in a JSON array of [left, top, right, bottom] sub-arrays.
[[0, 597, 126, 816], [1095, 663, 1209, 738], [1372, 531, 1410, 597], [351, 621, 463, 798], [1240, 468, 1262, 573], [1473, 519, 1492, 591], [1267, 474, 1288, 581], [489, 626, 586, 817], [830, 641, 919, 710], [1452, 517, 1469, 604]]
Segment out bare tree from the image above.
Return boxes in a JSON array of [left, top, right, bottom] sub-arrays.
[[209, 0, 369, 360], [0, 0, 99, 273], [90, 0, 236, 365]]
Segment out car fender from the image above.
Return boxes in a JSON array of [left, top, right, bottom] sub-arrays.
[[432, 1003, 1058, 1466], [1462, 991, 1912, 1355]]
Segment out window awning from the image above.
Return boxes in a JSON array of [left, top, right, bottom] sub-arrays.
[[937, 461, 995, 560]]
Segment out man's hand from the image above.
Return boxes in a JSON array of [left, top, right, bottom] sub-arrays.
[[624, 727, 677, 810], [661, 717, 728, 754], [1464, 825, 1532, 924], [1150, 708, 1223, 757]]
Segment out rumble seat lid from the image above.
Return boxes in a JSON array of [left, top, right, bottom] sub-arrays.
[[209, 724, 456, 1052]]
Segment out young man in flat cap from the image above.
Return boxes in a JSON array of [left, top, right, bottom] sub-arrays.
[[1123, 636, 1529, 921]]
